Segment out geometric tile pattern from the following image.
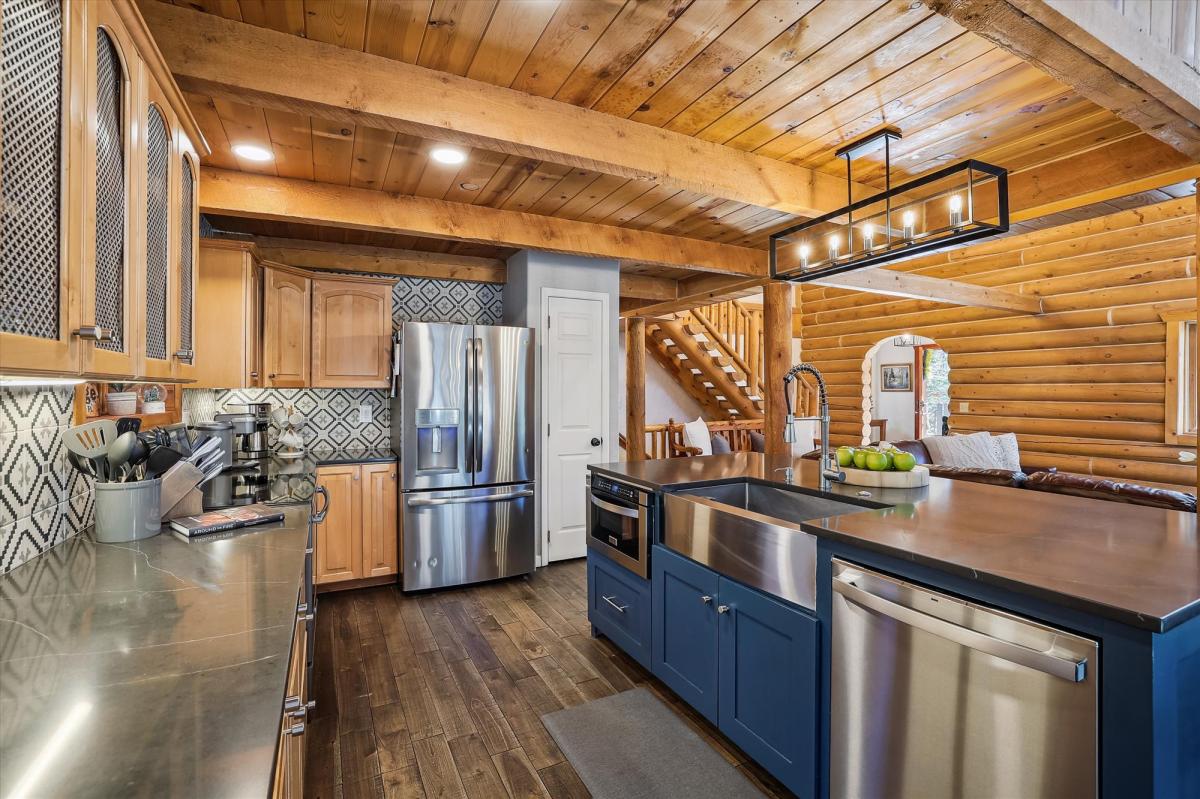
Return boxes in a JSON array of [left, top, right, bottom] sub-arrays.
[[0, 386, 92, 575], [392, 277, 503, 327], [184, 388, 391, 451]]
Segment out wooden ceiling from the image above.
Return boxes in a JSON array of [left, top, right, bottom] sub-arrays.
[[163, 0, 1176, 263]]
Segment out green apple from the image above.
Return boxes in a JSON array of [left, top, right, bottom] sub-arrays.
[[836, 446, 856, 467], [852, 449, 870, 470], [893, 451, 917, 472], [865, 451, 890, 471]]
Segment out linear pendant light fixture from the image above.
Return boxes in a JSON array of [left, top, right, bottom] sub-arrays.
[[769, 128, 1009, 282]]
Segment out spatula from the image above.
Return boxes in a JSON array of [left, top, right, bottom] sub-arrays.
[[64, 419, 118, 481]]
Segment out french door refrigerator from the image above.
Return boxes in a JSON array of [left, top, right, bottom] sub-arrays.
[[392, 322, 535, 591]]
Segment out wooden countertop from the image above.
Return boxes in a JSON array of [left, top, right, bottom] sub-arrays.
[[590, 454, 1199, 632]]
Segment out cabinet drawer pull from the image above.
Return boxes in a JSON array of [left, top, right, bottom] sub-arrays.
[[602, 595, 628, 613], [250, 371, 260, 378], [701, 595, 713, 605], [285, 722, 305, 736], [72, 325, 113, 342], [173, 349, 194, 361], [717, 605, 731, 614]]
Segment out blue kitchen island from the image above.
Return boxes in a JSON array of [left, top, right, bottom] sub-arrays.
[[585, 453, 1200, 799]]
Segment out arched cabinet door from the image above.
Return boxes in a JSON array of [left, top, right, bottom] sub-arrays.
[[140, 99, 174, 380], [0, 0, 82, 373], [82, 6, 139, 377], [173, 146, 198, 380]]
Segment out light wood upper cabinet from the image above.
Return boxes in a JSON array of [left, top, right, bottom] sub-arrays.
[[0, 0, 205, 381], [362, 463, 398, 579], [264, 268, 311, 388], [0, 0, 82, 374], [194, 240, 262, 388], [81, 2, 140, 378], [311, 279, 392, 388], [314, 465, 361, 585]]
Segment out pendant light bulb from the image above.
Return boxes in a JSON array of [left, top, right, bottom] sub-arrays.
[[798, 243, 811, 269], [902, 210, 916, 240], [949, 194, 963, 228], [862, 222, 875, 250], [828, 233, 841, 261]]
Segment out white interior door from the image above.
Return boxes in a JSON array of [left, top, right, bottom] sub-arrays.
[[544, 291, 609, 562]]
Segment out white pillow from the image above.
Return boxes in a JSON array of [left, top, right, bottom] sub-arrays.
[[682, 417, 712, 456], [923, 431, 1000, 469], [989, 432, 1022, 471]]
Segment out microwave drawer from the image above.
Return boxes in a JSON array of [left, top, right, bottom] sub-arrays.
[[587, 552, 651, 669]]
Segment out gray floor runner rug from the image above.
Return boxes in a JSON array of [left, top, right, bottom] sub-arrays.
[[541, 687, 763, 799]]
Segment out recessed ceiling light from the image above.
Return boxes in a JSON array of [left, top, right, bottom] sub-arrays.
[[459, 182, 480, 191], [233, 144, 273, 162], [430, 147, 467, 165]]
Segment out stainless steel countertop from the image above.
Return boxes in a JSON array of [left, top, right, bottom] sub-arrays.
[[590, 454, 1200, 632], [0, 507, 309, 798]]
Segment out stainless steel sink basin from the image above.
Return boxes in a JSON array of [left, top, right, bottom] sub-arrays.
[[663, 480, 878, 610], [673, 481, 873, 526]]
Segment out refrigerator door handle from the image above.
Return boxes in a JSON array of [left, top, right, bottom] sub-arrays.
[[407, 489, 534, 508], [474, 337, 483, 476], [464, 339, 475, 473]]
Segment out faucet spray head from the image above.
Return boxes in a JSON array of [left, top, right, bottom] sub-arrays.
[[783, 415, 798, 443]]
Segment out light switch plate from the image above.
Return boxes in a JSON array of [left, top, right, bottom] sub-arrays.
[[358, 403, 373, 423]]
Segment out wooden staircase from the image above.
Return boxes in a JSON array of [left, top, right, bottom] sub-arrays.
[[645, 300, 766, 420]]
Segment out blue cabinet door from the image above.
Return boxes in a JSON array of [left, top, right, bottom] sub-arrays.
[[717, 577, 818, 798], [652, 545, 720, 723]]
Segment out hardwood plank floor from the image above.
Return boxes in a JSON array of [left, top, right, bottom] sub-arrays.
[[305, 560, 794, 799]]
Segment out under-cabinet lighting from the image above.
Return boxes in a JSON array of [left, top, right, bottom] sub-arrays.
[[430, 147, 467, 165], [232, 143, 273, 162], [0, 376, 85, 387]]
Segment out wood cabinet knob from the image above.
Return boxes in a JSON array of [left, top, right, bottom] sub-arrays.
[[268, 373, 276, 379]]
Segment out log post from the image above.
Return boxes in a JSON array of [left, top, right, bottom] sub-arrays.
[[763, 282, 794, 455], [626, 317, 647, 461]]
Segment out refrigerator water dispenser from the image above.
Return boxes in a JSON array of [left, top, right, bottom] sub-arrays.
[[415, 408, 461, 473]]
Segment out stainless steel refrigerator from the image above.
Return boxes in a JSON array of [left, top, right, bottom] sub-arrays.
[[391, 322, 536, 591]]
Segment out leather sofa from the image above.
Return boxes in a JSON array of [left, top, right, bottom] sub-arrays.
[[852, 438, 1197, 513]]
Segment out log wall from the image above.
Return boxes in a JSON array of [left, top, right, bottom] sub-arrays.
[[798, 197, 1197, 491]]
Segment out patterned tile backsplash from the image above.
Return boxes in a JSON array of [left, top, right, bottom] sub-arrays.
[[183, 388, 390, 450], [0, 387, 94, 575]]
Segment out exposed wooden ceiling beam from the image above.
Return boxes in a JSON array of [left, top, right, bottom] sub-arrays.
[[924, 0, 1200, 159], [142, 1, 868, 217], [199, 168, 766, 277], [810, 270, 1043, 314], [255, 236, 679, 299], [253, 237, 506, 283]]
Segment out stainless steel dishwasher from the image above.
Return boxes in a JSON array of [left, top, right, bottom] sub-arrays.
[[830, 559, 1098, 799]]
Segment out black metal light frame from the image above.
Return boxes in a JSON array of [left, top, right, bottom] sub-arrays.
[[769, 158, 1010, 283]]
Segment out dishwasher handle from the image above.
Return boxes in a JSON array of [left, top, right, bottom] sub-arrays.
[[833, 575, 1087, 683]]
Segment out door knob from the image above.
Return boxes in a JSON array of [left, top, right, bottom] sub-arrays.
[[717, 605, 731, 614], [701, 595, 713, 605], [590, 437, 602, 447]]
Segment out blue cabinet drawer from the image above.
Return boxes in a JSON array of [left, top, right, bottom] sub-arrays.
[[588, 553, 652, 669]]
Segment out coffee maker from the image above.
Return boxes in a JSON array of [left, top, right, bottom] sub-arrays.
[[215, 401, 271, 460]]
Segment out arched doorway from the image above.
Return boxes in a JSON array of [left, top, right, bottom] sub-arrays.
[[862, 335, 950, 444]]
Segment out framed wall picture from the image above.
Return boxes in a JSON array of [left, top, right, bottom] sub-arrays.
[[881, 363, 913, 392]]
